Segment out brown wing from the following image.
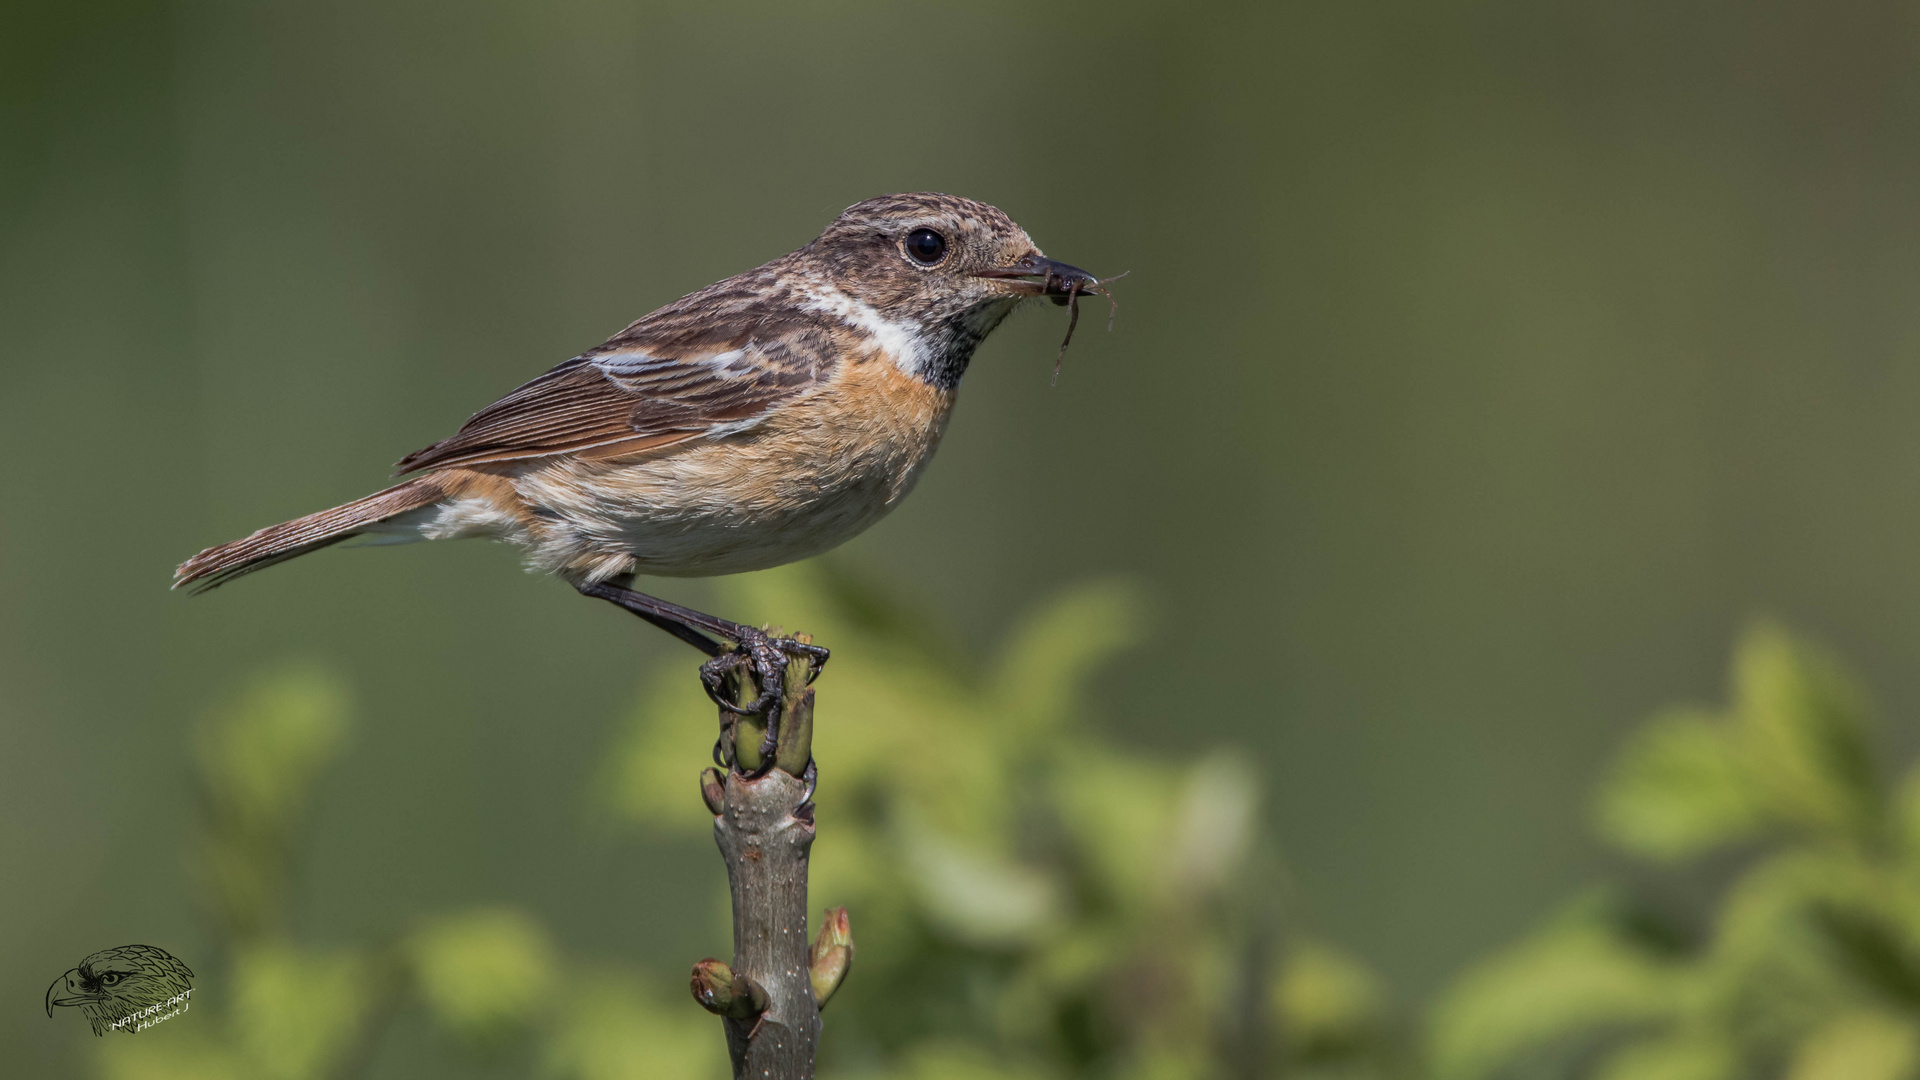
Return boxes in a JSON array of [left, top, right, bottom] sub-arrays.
[[394, 332, 830, 475]]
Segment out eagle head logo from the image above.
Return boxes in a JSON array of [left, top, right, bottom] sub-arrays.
[[46, 944, 194, 1035]]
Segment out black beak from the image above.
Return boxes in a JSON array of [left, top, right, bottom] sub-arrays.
[[972, 252, 1102, 301]]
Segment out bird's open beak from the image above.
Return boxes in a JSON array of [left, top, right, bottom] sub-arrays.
[[972, 252, 1103, 300], [47, 969, 98, 1015]]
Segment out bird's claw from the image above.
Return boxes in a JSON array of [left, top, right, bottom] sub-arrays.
[[789, 640, 831, 685], [800, 758, 819, 803], [699, 630, 828, 777]]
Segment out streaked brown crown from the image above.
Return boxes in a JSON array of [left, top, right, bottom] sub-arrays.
[[801, 192, 1043, 323]]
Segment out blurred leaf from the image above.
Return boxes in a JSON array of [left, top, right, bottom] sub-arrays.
[[1054, 748, 1183, 912], [1168, 752, 1260, 895], [1894, 764, 1920, 867], [193, 829, 281, 941], [1591, 1032, 1737, 1080], [893, 1040, 1057, 1080], [898, 813, 1061, 947], [601, 663, 719, 832], [1114, 1043, 1215, 1080], [541, 968, 725, 1080], [1276, 941, 1387, 1049], [1786, 1010, 1919, 1080], [1595, 707, 1763, 861], [1730, 624, 1879, 842], [987, 578, 1145, 737], [1810, 903, 1920, 1010], [191, 663, 351, 937], [406, 907, 559, 1039], [194, 662, 350, 834], [812, 555, 966, 672], [993, 923, 1120, 1037], [1427, 908, 1679, 1080], [1706, 850, 1880, 1042], [229, 943, 371, 1080], [97, 1029, 244, 1080]]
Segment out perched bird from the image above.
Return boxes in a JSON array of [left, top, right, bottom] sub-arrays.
[[175, 193, 1109, 739], [46, 944, 194, 1035]]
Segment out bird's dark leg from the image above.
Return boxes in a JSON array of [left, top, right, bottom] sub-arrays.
[[577, 579, 729, 656], [574, 578, 829, 774]]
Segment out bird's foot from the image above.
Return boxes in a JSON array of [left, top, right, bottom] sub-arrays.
[[699, 629, 829, 776]]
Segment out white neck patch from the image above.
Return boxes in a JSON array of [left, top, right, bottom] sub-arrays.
[[799, 283, 934, 380]]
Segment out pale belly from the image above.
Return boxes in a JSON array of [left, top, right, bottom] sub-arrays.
[[444, 366, 957, 581]]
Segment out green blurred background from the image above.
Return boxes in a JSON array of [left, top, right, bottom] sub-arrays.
[[7, 0, 1920, 1075]]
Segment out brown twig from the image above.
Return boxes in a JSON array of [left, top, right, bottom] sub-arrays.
[[690, 641, 851, 1080]]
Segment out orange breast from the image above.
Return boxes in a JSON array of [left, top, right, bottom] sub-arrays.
[[497, 343, 960, 579]]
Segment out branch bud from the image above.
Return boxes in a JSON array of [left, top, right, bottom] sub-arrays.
[[809, 906, 854, 1009], [689, 959, 768, 1020], [774, 686, 814, 777], [699, 768, 726, 816], [719, 658, 768, 774]]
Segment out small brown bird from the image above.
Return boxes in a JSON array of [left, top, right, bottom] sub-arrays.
[[176, 193, 1108, 730]]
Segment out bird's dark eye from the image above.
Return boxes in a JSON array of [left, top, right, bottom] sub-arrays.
[[100, 973, 123, 986], [904, 228, 947, 265]]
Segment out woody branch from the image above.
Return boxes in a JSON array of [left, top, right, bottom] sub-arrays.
[[688, 638, 853, 1080]]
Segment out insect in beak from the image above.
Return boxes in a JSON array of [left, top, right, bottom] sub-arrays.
[[972, 254, 1129, 384]]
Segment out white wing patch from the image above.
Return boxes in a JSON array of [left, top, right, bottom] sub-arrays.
[[591, 348, 757, 380], [589, 347, 781, 441]]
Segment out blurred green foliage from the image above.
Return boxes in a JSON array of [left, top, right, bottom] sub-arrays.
[[607, 564, 1393, 1080], [91, 565, 1393, 1079], [95, 662, 725, 1080], [1429, 624, 1920, 1080], [190, 665, 351, 942], [88, 579, 1920, 1080]]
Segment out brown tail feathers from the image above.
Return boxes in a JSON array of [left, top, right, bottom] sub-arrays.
[[173, 476, 447, 593]]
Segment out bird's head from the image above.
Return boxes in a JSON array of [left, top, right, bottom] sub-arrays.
[[46, 944, 194, 1035], [798, 192, 1112, 386]]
